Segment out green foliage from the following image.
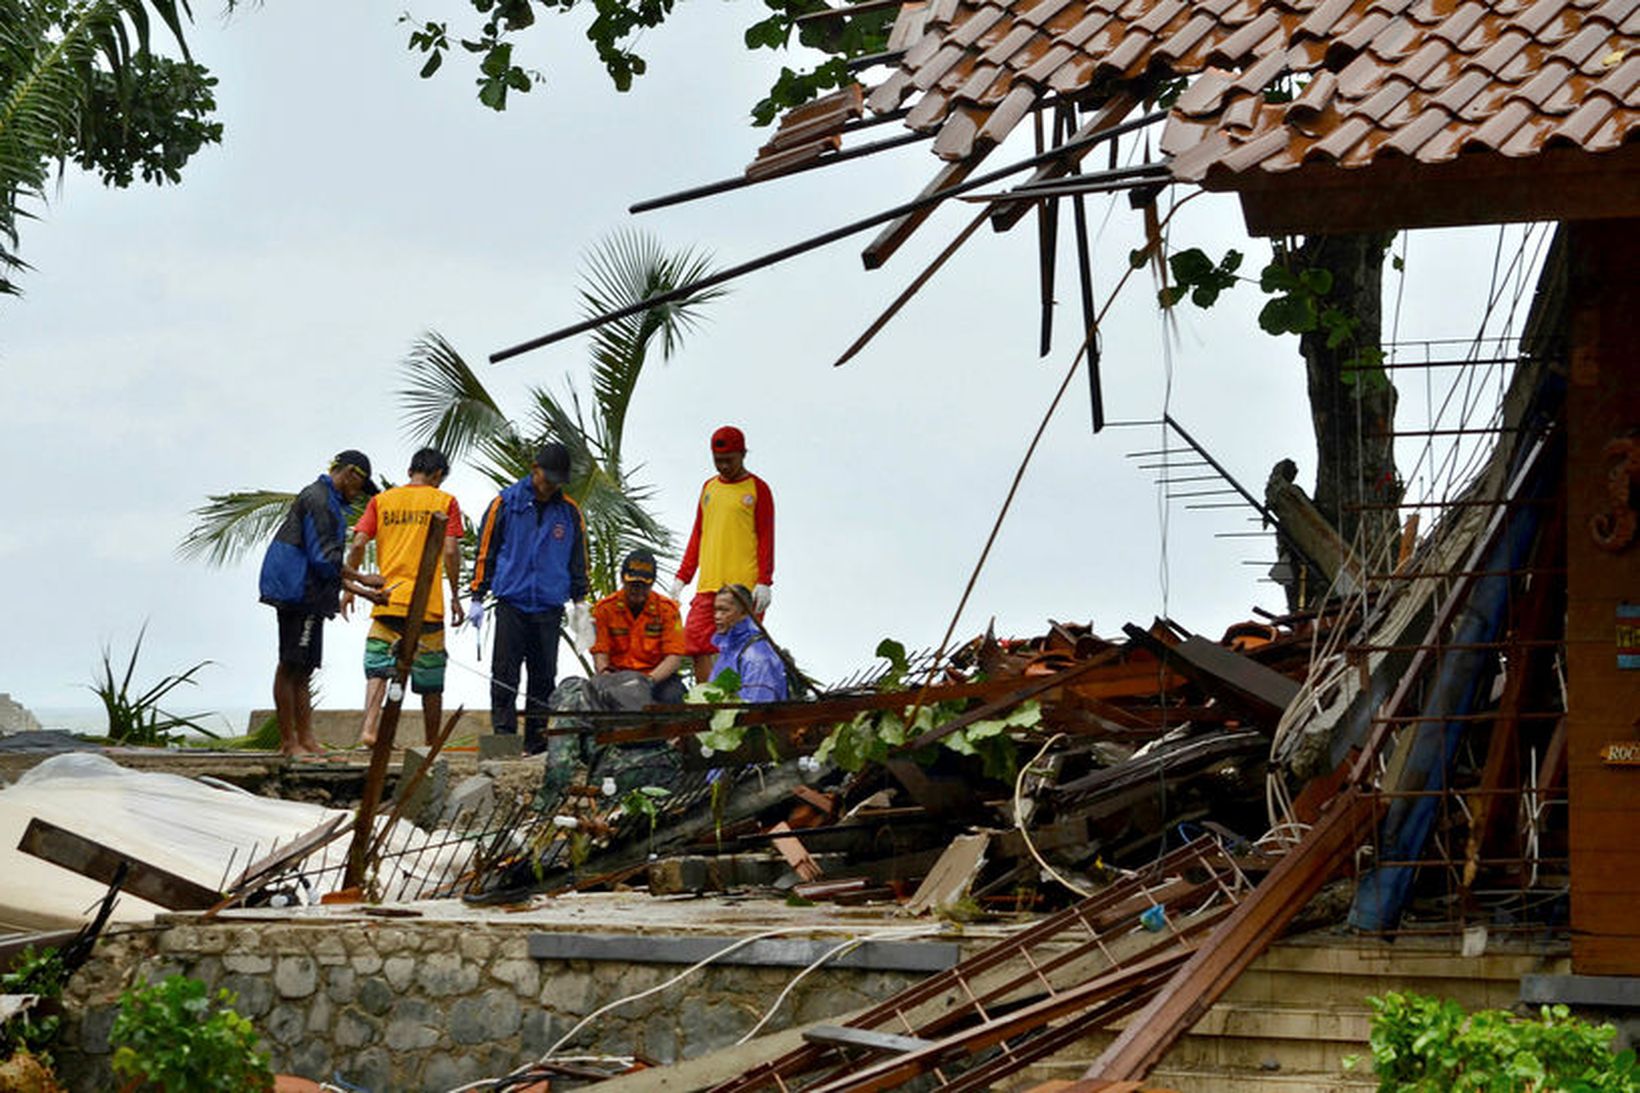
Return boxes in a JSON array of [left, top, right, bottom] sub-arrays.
[[619, 784, 670, 838], [70, 51, 220, 187], [110, 976, 273, 1093], [0, 0, 213, 295], [689, 669, 746, 755], [89, 623, 216, 746], [0, 946, 69, 1063], [1158, 247, 1242, 309], [403, 0, 892, 125], [812, 637, 1039, 781], [1363, 991, 1639, 1093]]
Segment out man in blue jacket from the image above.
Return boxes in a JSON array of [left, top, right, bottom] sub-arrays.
[[470, 442, 591, 753], [709, 584, 789, 703], [259, 450, 387, 757]]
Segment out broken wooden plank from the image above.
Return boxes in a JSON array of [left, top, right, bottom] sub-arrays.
[[903, 833, 989, 915], [18, 818, 220, 910], [802, 1025, 930, 1054], [1121, 624, 1299, 724]]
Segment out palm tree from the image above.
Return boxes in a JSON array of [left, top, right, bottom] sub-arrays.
[[180, 229, 724, 596]]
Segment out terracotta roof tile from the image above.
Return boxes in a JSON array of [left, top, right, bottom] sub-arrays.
[[757, 0, 1638, 207]]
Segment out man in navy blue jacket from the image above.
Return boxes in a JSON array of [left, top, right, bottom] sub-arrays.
[[470, 442, 591, 753], [259, 449, 387, 757]]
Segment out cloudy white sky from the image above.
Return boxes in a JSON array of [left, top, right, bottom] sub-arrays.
[[0, 1, 1540, 732]]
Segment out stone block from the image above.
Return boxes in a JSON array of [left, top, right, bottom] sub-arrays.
[[458, 932, 494, 964], [443, 773, 496, 825], [276, 955, 319, 998], [340, 1046, 393, 1092], [385, 999, 444, 1051], [306, 993, 334, 1033], [480, 734, 524, 760], [358, 976, 394, 1016], [313, 933, 349, 966], [396, 746, 451, 827], [224, 953, 273, 975], [219, 974, 275, 1018], [351, 951, 384, 975], [422, 1052, 483, 1091], [679, 1001, 756, 1059], [284, 1037, 333, 1081], [327, 966, 357, 1004], [383, 955, 416, 992], [416, 951, 479, 997], [643, 1012, 679, 1063], [539, 968, 599, 1015], [265, 1003, 307, 1046], [449, 988, 523, 1045], [335, 1008, 379, 1050], [490, 958, 541, 998]]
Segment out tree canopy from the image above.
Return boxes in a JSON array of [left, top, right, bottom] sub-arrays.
[[400, 0, 892, 124], [0, 0, 220, 295]]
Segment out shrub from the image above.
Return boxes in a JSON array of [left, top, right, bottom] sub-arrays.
[[1362, 990, 1639, 1092], [109, 976, 272, 1093]]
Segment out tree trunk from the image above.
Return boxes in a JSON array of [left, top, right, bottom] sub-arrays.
[[1297, 232, 1401, 565]]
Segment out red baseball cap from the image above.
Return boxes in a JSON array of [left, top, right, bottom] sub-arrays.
[[710, 426, 746, 453]]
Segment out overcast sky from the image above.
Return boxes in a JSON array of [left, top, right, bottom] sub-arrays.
[[0, 1, 1542, 731]]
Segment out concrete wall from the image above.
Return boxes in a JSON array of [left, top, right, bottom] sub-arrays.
[[55, 918, 921, 1092]]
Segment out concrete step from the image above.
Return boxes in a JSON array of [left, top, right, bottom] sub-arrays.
[[1011, 1060, 1376, 1093]]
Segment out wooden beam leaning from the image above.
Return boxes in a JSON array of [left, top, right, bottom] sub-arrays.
[[344, 510, 447, 890], [18, 817, 220, 911]]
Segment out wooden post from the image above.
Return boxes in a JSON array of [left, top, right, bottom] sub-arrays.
[[343, 511, 447, 890]]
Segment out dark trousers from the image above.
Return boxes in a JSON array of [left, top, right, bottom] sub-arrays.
[[491, 600, 563, 750]]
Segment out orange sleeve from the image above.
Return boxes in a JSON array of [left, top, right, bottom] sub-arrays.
[[445, 495, 463, 536], [659, 599, 687, 656], [753, 475, 775, 585], [589, 599, 613, 655], [354, 495, 379, 538]]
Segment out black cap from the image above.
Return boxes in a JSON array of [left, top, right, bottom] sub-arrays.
[[534, 442, 572, 486], [620, 549, 657, 585], [333, 450, 380, 496]]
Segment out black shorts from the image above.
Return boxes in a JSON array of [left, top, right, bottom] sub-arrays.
[[276, 608, 325, 672]]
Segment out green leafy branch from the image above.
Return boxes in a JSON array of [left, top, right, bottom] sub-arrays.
[[688, 669, 746, 756], [1151, 242, 1390, 394], [812, 637, 1041, 782], [401, 0, 892, 124]]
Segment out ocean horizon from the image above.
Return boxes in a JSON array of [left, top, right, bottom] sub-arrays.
[[22, 706, 260, 738]]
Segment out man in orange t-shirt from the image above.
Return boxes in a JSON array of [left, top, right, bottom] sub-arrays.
[[590, 549, 687, 704], [342, 447, 465, 747], [672, 426, 774, 680]]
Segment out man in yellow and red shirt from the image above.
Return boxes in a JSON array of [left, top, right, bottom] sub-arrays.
[[590, 549, 687, 703], [342, 447, 466, 747], [672, 426, 774, 679]]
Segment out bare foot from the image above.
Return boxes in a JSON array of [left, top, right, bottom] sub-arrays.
[[298, 735, 324, 754]]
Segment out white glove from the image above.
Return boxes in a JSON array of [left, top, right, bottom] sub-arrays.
[[570, 601, 595, 652], [752, 583, 772, 614], [667, 577, 685, 602], [467, 594, 485, 631]]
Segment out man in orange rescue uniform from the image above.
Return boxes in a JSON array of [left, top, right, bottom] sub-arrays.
[[671, 426, 774, 681], [342, 447, 466, 747], [590, 549, 688, 704]]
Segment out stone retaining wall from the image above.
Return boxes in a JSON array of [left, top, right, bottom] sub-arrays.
[[55, 918, 923, 1092]]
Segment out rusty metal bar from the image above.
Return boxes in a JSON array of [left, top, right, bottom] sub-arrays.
[[1079, 787, 1378, 1084]]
